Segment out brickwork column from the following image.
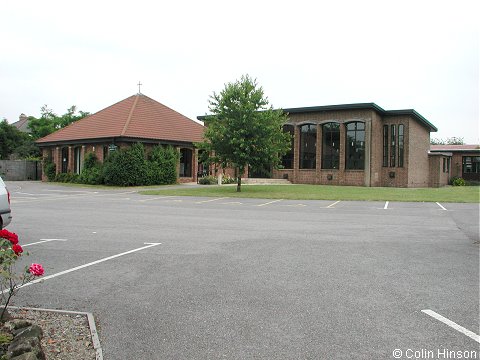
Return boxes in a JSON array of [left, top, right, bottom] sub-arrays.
[[316, 124, 323, 183], [55, 147, 61, 175], [339, 123, 346, 184], [293, 125, 300, 183], [68, 146, 74, 173]]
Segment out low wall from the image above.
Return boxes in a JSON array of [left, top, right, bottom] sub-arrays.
[[0, 160, 42, 180]]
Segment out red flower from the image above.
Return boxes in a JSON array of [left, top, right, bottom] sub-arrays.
[[29, 263, 44, 276], [0, 229, 18, 245], [12, 244, 23, 255]]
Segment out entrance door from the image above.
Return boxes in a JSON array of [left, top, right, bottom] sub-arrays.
[[61, 147, 69, 173]]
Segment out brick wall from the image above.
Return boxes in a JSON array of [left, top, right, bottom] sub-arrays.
[[407, 120, 430, 187]]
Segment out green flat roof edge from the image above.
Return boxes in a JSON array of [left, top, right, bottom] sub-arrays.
[[197, 102, 437, 132]]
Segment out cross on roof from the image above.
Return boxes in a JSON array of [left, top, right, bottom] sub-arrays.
[[137, 81, 142, 94]]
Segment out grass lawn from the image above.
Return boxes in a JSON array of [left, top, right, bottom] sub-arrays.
[[140, 184, 480, 203]]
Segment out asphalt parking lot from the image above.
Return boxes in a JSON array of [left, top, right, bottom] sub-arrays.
[[5, 181, 480, 360]]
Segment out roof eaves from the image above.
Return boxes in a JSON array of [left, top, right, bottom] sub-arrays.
[[385, 109, 437, 132]]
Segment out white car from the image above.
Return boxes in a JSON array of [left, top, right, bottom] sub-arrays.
[[0, 176, 12, 228]]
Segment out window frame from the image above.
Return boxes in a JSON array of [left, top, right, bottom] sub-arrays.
[[345, 122, 365, 170], [299, 123, 317, 169], [321, 122, 340, 169]]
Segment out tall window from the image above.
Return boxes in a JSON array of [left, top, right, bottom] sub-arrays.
[[180, 148, 192, 177], [74, 147, 82, 175], [398, 124, 404, 167], [390, 124, 396, 167], [281, 125, 294, 169], [322, 122, 340, 169], [382, 125, 388, 167], [61, 147, 69, 173], [299, 124, 316, 169], [345, 122, 365, 170]]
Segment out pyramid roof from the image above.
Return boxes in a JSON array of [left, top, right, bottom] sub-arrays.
[[36, 94, 204, 145]]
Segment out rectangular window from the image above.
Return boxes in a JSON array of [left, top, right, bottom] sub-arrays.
[[443, 158, 447, 173], [345, 122, 365, 170], [383, 125, 388, 167], [447, 158, 450, 173], [299, 124, 317, 169], [281, 125, 294, 169], [398, 124, 404, 167], [322, 123, 340, 169], [462, 156, 480, 174], [390, 125, 396, 167]]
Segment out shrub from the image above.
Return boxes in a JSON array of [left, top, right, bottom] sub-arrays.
[[147, 146, 179, 185], [451, 177, 466, 186], [103, 143, 148, 186], [43, 160, 56, 181], [222, 174, 237, 184], [199, 175, 217, 185], [54, 172, 79, 183], [79, 152, 103, 185]]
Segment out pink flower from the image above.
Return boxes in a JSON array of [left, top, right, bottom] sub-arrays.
[[28, 263, 44, 277], [12, 244, 23, 255]]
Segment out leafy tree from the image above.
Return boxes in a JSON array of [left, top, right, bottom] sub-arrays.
[[431, 136, 465, 145], [200, 75, 291, 192], [0, 119, 38, 159], [28, 105, 90, 140]]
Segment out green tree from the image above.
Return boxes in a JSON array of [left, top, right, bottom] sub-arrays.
[[28, 105, 89, 140], [0, 119, 38, 159], [200, 75, 291, 192], [430, 136, 465, 145]]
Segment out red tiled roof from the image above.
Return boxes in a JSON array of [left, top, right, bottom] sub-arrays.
[[36, 94, 204, 144], [430, 144, 480, 152]]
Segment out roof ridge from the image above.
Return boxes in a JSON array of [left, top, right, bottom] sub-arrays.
[[121, 94, 140, 136]]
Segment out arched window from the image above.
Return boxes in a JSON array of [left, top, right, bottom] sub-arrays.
[[281, 125, 294, 169], [322, 122, 340, 169], [180, 148, 192, 177], [345, 122, 365, 170], [299, 124, 316, 169]]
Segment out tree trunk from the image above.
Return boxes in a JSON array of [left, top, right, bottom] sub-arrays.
[[236, 168, 242, 192]]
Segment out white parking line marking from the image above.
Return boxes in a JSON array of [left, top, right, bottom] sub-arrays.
[[326, 200, 340, 208], [384, 201, 389, 210], [3, 243, 162, 293], [139, 196, 177, 202], [222, 202, 243, 205], [195, 197, 229, 204], [257, 199, 283, 207], [23, 239, 68, 247], [436, 202, 447, 211], [422, 309, 480, 343], [283, 204, 307, 207]]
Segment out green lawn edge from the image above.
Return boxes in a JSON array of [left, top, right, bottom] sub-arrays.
[[140, 184, 480, 203]]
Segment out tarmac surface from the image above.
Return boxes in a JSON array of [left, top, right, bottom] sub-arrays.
[[5, 181, 480, 360]]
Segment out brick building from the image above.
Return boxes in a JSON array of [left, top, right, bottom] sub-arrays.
[[36, 93, 204, 182], [254, 103, 441, 187], [429, 145, 480, 183]]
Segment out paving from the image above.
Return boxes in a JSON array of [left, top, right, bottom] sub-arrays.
[[5, 181, 480, 360]]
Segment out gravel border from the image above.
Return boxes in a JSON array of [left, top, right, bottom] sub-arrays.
[[7, 306, 102, 360]]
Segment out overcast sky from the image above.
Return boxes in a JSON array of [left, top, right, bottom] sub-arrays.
[[1, 0, 478, 143]]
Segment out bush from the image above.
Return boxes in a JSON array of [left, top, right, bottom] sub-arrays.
[[79, 152, 103, 184], [54, 172, 79, 183], [147, 146, 179, 185], [222, 174, 237, 184], [103, 143, 148, 186], [199, 175, 217, 185], [451, 177, 466, 186], [43, 160, 56, 181]]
